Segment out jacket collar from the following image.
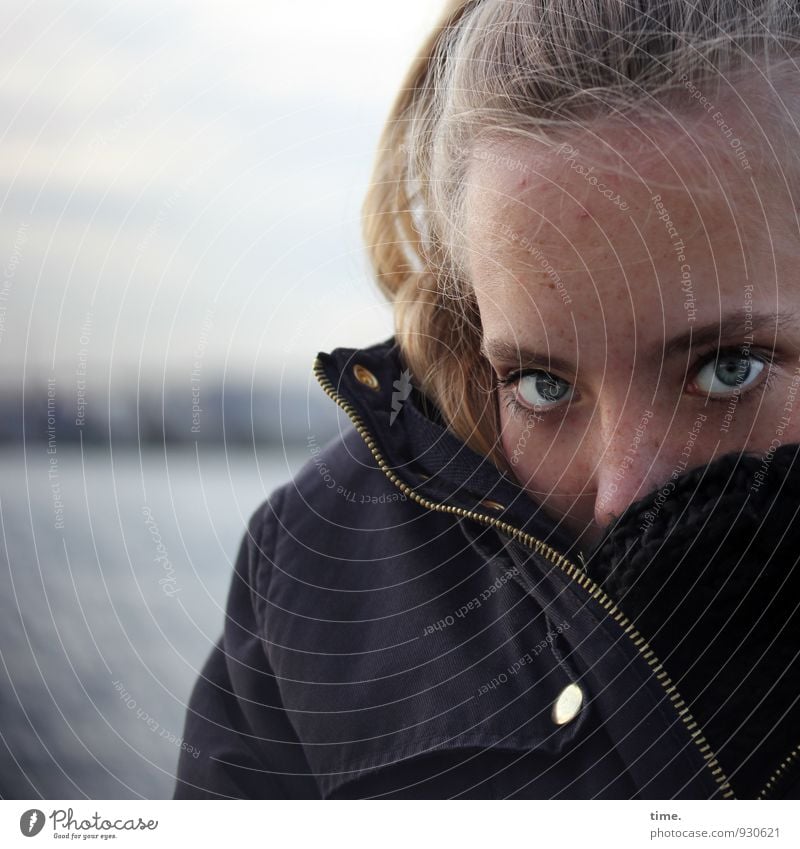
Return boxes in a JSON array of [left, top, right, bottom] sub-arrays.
[[313, 335, 581, 558], [588, 439, 800, 799]]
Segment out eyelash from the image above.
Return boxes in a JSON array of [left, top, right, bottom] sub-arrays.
[[495, 345, 779, 419], [500, 391, 538, 419]]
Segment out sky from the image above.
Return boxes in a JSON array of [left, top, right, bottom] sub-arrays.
[[0, 0, 444, 392]]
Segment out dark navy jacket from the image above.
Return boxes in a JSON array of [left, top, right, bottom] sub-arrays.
[[174, 336, 800, 800]]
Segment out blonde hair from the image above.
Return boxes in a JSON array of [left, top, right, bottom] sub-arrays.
[[361, 0, 800, 471]]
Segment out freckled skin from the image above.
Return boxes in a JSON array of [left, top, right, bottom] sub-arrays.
[[465, 108, 800, 548]]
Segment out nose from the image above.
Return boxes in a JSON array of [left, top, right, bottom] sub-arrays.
[[591, 409, 672, 531]]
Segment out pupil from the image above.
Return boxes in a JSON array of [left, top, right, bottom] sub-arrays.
[[717, 357, 750, 387]]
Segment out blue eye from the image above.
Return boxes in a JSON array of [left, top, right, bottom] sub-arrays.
[[691, 351, 765, 396], [516, 370, 574, 409]]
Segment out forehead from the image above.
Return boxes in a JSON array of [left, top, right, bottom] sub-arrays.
[[463, 119, 796, 332], [467, 122, 765, 250]]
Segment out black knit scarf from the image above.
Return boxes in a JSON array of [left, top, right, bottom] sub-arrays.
[[587, 443, 800, 799]]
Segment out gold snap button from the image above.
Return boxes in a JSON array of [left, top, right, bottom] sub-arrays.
[[352, 363, 380, 391], [552, 682, 583, 725], [481, 499, 504, 512]]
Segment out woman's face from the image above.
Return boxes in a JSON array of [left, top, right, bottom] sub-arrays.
[[465, 115, 800, 547]]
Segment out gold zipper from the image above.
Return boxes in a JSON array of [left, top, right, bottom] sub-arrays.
[[759, 743, 800, 799], [313, 355, 737, 799]]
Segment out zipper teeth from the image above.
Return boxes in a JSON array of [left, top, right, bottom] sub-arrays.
[[759, 743, 800, 799], [313, 356, 737, 799]]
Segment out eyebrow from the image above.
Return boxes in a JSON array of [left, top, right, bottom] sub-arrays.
[[480, 309, 799, 373], [479, 337, 577, 374], [660, 309, 797, 359]]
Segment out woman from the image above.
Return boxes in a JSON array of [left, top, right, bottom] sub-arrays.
[[175, 0, 800, 799]]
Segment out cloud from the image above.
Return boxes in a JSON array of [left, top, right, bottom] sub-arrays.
[[0, 0, 437, 384]]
